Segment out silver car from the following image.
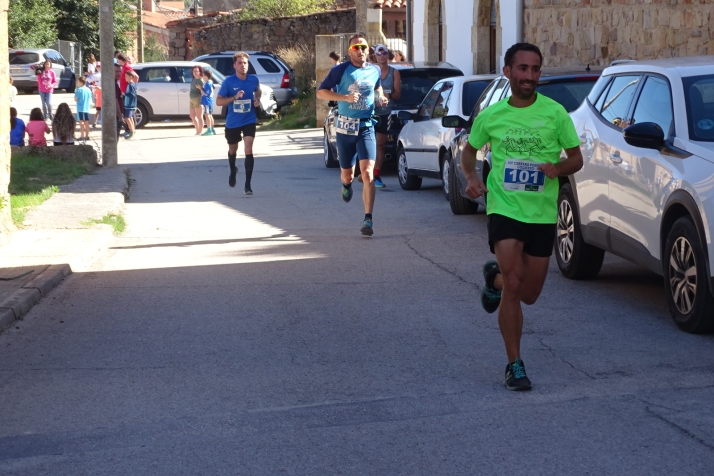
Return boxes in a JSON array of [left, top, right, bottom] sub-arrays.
[[9, 48, 76, 93], [559, 56, 714, 333]]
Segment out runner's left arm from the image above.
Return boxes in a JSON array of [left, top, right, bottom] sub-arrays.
[[253, 80, 261, 107], [538, 146, 583, 178]]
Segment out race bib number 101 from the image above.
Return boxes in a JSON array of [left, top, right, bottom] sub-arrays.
[[503, 159, 545, 192]]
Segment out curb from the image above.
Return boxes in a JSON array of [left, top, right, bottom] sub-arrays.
[[0, 264, 72, 332]]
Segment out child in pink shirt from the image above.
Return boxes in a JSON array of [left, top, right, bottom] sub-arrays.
[[26, 107, 50, 146]]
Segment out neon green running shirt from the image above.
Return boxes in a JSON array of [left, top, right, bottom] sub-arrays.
[[468, 93, 580, 224]]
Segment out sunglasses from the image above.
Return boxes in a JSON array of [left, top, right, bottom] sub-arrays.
[[350, 44, 369, 51], [376, 51, 389, 56]]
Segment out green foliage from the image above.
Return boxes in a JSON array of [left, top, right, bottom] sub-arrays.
[[259, 90, 316, 131], [82, 213, 126, 235], [144, 34, 168, 62], [8, 0, 59, 48], [52, 0, 136, 61], [237, 0, 332, 20]]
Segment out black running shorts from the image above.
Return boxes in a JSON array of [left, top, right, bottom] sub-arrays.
[[225, 123, 256, 145], [487, 213, 556, 257], [374, 114, 390, 134]]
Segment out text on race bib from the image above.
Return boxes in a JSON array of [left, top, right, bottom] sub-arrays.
[[503, 159, 545, 193], [335, 115, 359, 136], [233, 99, 251, 113]]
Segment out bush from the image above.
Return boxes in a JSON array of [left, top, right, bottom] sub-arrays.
[[275, 44, 316, 96]]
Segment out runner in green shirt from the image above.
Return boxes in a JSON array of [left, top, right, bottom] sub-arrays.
[[461, 43, 584, 391]]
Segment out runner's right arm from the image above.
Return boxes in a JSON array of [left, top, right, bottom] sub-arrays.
[[316, 63, 360, 103]]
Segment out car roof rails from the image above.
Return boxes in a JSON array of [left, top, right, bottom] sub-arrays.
[[609, 59, 637, 66]]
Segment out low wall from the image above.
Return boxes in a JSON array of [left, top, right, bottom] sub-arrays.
[[524, 0, 714, 67], [190, 9, 355, 57], [11, 145, 100, 165]]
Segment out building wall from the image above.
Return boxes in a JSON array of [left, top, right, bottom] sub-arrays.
[[524, 0, 714, 68], [203, 0, 246, 12]]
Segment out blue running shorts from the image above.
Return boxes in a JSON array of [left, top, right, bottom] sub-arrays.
[[336, 126, 376, 169]]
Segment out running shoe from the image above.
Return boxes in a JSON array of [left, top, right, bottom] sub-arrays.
[[341, 184, 353, 203], [504, 358, 532, 391], [481, 260, 501, 314], [244, 185, 253, 195], [201, 130, 212, 136], [360, 218, 373, 236], [124, 132, 134, 140], [374, 177, 385, 188]]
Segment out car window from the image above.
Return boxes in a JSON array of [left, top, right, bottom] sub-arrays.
[[632, 76, 673, 136], [432, 82, 454, 119], [257, 58, 281, 74], [536, 78, 597, 112], [462, 80, 490, 117], [48, 51, 63, 65], [9, 52, 40, 64], [178, 67, 199, 83], [489, 78, 510, 107], [393, 68, 463, 109], [416, 83, 444, 121], [598, 75, 641, 129], [683, 74, 714, 142], [140, 67, 173, 83], [587, 75, 611, 105], [471, 79, 500, 121]]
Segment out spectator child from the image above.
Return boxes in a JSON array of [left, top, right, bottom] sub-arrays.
[[9, 77, 17, 104], [200, 69, 215, 136], [26, 107, 50, 146], [123, 70, 138, 139], [92, 84, 102, 127], [52, 103, 76, 146], [37, 60, 58, 120], [10, 107, 25, 146], [329, 51, 340, 66], [392, 50, 406, 62], [74, 76, 92, 141]]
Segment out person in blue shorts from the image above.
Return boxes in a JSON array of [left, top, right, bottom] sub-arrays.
[[200, 69, 215, 136], [73, 76, 92, 141], [317, 33, 388, 236], [215, 51, 261, 195]]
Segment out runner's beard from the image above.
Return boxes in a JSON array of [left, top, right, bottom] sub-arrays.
[[512, 81, 537, 100]]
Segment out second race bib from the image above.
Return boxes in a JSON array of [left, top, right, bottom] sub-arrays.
[[233, 99, 251, 113], [503, 159, 545, 193], [335, 115, 359, 136]]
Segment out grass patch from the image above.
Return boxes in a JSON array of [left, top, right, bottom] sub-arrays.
[[259, 91, 317, 131], [9, 154, 95, 226], [82, 213, 126, 235]]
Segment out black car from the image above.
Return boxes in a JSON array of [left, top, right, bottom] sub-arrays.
[[322, 62, 463, 168], [441, 70, 602, 214]]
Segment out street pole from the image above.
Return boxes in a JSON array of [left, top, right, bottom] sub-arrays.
[[99, 0, 118, 166], [406, 0, 412, 61], [137, 0, 144, 63]]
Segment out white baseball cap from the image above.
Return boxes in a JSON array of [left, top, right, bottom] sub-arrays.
[[375, 44, 389, 55]]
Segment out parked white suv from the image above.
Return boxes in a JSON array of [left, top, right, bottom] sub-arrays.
[[560, 56, 714, 333]]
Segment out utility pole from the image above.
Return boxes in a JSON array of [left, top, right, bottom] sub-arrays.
[[99, 0, 118, 166], [137, 0, 144, 63]]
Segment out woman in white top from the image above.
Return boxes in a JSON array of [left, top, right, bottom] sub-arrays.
[[86, 53, 97, 75]]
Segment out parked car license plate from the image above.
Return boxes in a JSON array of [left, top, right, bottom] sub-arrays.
[[10, 68, 25, 75]]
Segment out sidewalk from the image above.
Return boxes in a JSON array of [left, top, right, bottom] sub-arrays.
[[0, 166, 129, 332]]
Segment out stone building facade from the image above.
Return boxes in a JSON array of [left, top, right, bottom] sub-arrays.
[[524, 0, 714, 68]]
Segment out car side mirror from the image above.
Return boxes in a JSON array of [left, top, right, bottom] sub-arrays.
[[623, 122, 664, 149], [397, 110, 414, 121], [327, 100, 338, 108], [442, 115, 467, 129]]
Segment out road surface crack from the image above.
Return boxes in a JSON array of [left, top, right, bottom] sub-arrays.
[[537, 337, 598, 380], [644, 405, 714, 450], [404, 237, 477, 287]]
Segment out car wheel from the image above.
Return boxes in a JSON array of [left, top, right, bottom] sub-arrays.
[[397, 147, 421, 190], [555, 183, 604, 279], [324, 129, 339, 168], [66, 75, 76, 93], [442, 151, 451, 201], [663, 216, 714, 333], [448, 153, 478, 215], [134, 103, 149, 129]]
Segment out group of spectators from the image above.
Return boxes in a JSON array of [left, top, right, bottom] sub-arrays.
[[329, 48, 406, 66]]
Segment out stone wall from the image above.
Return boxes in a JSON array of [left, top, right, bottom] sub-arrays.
[[0, 0, 14, 241], [523, 0, 714, 68], [189, 10, 355, 58]]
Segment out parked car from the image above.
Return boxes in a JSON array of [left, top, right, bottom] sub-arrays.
[[551, 56, 714, 333], [131, 61, 277, 128], [394, 74, 497, 194], [9, 48, 76, 93], [194, 51, 298, 109], [322, 61, 464, 168], [443, 69, 601, 214]]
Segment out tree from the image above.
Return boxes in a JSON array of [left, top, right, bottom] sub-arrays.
[[8, 0, 58, 48], [237, 0, 331, 20], [52, 0, 136, 62], [143, 33, 167, 62]]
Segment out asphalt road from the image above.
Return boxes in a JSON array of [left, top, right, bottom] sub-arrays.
[[2, 119, 714, 474]]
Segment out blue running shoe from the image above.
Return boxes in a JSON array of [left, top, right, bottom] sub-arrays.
[[374, 177, 385, 188], [481, 260, 501, 313], [505, 358, 532, 391], [360, 217, 373, 236], [341, 184, 353, 203]]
